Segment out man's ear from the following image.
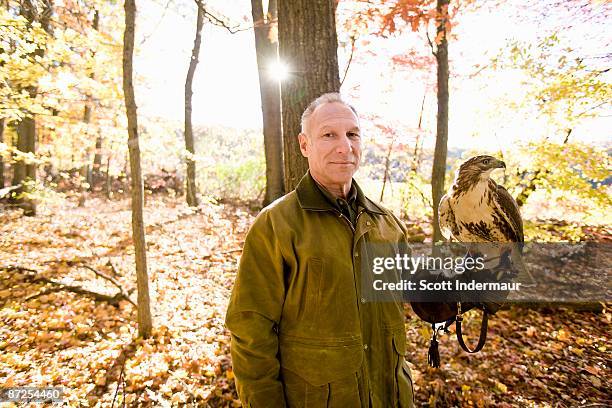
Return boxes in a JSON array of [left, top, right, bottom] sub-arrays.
[[298, 133, 309, 157]]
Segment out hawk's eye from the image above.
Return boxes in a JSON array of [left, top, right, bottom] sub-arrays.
[[482, 159, 490, 165]]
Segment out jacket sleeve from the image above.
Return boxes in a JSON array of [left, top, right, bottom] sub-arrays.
[[225, 211, 287, 407]]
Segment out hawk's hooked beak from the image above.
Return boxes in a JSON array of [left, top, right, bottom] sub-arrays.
[[495, 159, 506, 169]]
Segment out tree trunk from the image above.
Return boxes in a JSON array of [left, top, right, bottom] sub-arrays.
[[123, 0, 153, 338], [278, 0, 340, 192], [93, 134, 103, 185], [183, 1, 203, 207], [380, 135, 397, 202], [412, 91, 427, 174], [105, 155, 111, 199], [12, 117, 37, 216], [0, 118, 4, 188], [81, 12, 97, 202], [431, 0, 450, 243], [11, 0, 54, 216], [78, 164, 89, 207], [251, 0, 284, 206], [90, 10, 104, 188]]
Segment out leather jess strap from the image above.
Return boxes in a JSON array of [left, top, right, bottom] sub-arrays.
[[455, 310, 489, 353]]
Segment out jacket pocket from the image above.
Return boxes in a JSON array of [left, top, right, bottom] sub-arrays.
[[393, 331, 414, 408], [279, 336, 363, 387], [300, 258, 323, 327], [282, 367, 329, 408], [282, 366, 362, 408]]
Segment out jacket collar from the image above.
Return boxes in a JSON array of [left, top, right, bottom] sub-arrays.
[[295, 171, 386, 215]]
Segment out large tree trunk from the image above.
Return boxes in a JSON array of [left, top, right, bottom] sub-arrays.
[[123, 0, 153, 338], [0, 119, 4, 188], [278, 0, 340, 192], [183, 1, 203, 208], [251, 0, 284, 206], [431, 0, 450, 243]]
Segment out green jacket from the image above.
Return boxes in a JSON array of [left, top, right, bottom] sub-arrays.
[[226, 172, 414, 407]]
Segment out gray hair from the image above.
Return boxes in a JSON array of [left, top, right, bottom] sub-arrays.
[[300, 92, 359, 135]]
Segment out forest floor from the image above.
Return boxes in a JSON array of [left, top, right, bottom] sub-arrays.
[[0, 194, 610, 407]]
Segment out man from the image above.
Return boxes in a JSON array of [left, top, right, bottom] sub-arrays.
[[225, 93, 414, 407]]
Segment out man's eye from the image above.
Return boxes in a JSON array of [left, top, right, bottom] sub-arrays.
[[323, 133, 333, 138], [348, 132, 360, 138]]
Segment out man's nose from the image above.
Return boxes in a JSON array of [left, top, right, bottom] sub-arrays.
[[335, 134, 353, 154]]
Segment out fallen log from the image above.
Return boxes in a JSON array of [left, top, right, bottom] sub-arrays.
[[80, 264, 136, 304], [3, 265, 136, 307], [24, 281, 126, 306]]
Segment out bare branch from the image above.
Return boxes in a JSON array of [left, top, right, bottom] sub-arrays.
[[425, 26, 436, 57], [196, 1, 250, 34], [3, 264, 136, 307], [139, 0, 175, 47], [340, 36, 357, 87], [575, 101, 610, 119], [80, 264, 134, 304]]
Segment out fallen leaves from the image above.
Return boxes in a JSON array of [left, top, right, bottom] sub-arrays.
[[407, 302, 611, 406], [1, 195, 248, 405], [494, 380, 508, 394], [1, 194, 609, 406]]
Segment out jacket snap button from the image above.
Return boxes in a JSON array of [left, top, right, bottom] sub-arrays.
[[366, 221, 371, 226], [354, 252, 359, 257], [360, 298, 366, 304], [363, 344, 368, 350]]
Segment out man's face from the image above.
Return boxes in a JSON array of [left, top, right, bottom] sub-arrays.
[[299, 102, 362, 189]]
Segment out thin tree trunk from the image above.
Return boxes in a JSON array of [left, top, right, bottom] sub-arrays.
[[412, 90, 427, 174], [183, 0, 203, 207], [93, 134, 103, 185], [123, 0, 152, 338], [11, 0, 54, 216], [81, 12, 97, 203], [90, 10, 104, 188], [105, 155, 111, 199], [278, 0, 340, 192], [431, 0, 450, 243], [251, 0, 284, 205], [12, 117, 36, 216], [380, 135, 398, 202], [23, 118, 37, 195], [0, 118, 4, 188]]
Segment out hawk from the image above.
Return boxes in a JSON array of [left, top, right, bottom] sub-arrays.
[[413, 155, 528, 367], [438, 155, 524, 270]]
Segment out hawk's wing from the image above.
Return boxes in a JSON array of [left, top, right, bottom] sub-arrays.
[[493, 184, 524, 243], [493, 184, 531, 281], [438, 193, 457, 241]]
